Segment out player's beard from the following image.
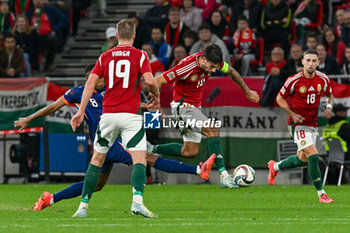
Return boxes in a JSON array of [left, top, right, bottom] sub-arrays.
[[307, 69, 315, 75]]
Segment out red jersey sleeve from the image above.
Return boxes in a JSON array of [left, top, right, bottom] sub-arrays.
[[140, 50, 152, 75], [91, 54, 103, 77], [163, 62, 185, 83], [323, 75, 332, 96]]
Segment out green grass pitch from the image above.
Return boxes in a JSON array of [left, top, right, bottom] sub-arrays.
[[1, 184, 350, 233]]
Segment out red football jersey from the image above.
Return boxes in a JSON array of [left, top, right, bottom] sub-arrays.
[[163, 52, 223, 107], [92, 45, 152, 114], [279, 71, 332, 127]]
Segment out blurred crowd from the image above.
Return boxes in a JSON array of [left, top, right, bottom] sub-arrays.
[[0, 0, 94, 77], [1, 0, 350, 105]]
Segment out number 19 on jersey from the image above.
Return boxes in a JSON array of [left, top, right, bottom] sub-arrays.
[[108, 60, 131, 89]]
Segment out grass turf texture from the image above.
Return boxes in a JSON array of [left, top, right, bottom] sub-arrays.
[[0, 184, 350, 233]]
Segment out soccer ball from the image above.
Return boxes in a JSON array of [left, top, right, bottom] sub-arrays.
[[232, 164, 256, 187]]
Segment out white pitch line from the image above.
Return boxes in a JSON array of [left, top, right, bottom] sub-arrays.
[[18, 217, 350, 222]]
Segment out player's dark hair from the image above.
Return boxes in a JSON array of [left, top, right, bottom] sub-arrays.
[[303, 49, 319, 58], [84, 64, 95, 74], [202, 43, 223, 65], [116, 19, 135, 40]]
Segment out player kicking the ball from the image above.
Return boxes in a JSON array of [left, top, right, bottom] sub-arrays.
[[14, 64, 216, 212], [148, 43, 260, 189], [268, 49, 334, 203]]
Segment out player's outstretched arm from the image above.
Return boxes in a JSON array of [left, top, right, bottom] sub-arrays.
[[155, 74, 168, 89], [14, 97, 65, 132], [225, 65, 259, 103], [144, 72, 160, 108], [323, 94, 334, 119], [71, 73, 98, 131], [276, 93, 305, 124]]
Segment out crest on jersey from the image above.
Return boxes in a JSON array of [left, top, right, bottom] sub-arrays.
[[190, 74, 198, 81], [317, 84, 322, 92], [167, 71, 176, 80], [299, 86, 307, 93]]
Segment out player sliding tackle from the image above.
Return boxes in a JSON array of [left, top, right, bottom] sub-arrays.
[[148, 43, 260, 188], [13, 64, 215, 211], [268, 49, 334, 203]]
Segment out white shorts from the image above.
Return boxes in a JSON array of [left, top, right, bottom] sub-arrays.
[[288, 125, 318, 150], [94, 113, 146, 153], [170, 101, 208, 143]]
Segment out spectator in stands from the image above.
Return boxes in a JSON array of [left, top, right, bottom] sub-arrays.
[[26, 0, 69, 71], [260, 0, 292, 56], [342, 46, 350, 84], [305, 34, 318, 50], [101, 27, 117, 53], [232, 15, 256, 76], [72, 0, 92, 37], [12, 15, 40, 76], [207, 9, 229, 42], [9, 0, 31, 15], [259, 47, 286, 107], [228, 0, 264, 36], [142, 43, 165, 76], [46, 0, 72, 52], [189, 24, 230, 64], [195, 0, 217, 20], [335, 9, 345, 37], [164, 7, 189, 48], [144, 0, 171, 28], [182, 29, 197, 53], [322, 103, 350, 161], [316, 43, 341, 75], [293, 0, 321, 45], [46, 0, 71, 14], [169, 44, 187, 68], [0, 1, 15, 38], [180, 0, 202, 32], [323, 28, 346, 66], [97, 0, 108, 17], [149, 27, 172, 68], [341, 11, 350, 46], [127, 14, 151, 49], [0, 35, 25, 78], [279, 44, 303, 80]]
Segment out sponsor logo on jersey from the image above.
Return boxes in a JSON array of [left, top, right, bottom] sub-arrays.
[[144, 110, 161, 129], [308, 86, 315, 91], [167, 71, 176, 80], [317, 84, 322, 92], [299, 86, 307, 93], [300, 140, 306, 146], [190, 74, 198, 81]]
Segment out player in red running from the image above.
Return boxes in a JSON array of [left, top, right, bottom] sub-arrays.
[[70, 19, 160, 218], [269, 49, 334, 203], [147, 43, 260, 189]]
